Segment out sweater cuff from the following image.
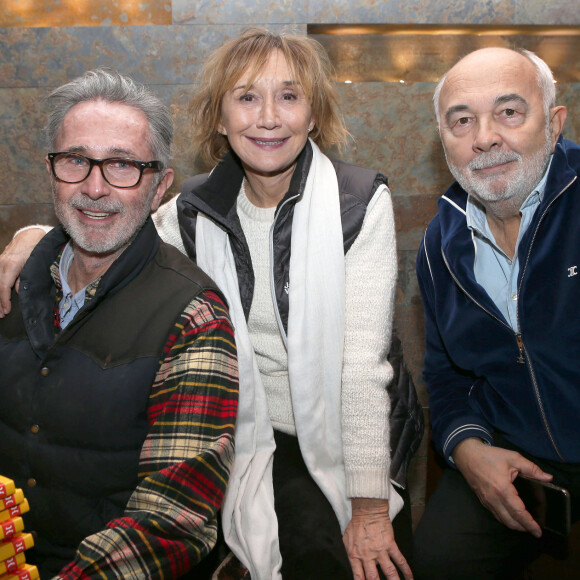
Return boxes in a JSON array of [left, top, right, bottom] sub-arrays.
[[14, 224, 53, 238], [346, 468, 391, 500]]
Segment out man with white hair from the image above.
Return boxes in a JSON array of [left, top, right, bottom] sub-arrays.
[[414, 47, 578, 578]]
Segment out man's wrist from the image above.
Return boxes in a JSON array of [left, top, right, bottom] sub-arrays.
[[451, 437, 491, 472]]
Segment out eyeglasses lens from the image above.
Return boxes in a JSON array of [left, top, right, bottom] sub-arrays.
[[53, 153, 142, 187]]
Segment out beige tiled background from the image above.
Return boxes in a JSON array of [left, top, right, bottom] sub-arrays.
[[1, 0, 579, 525]]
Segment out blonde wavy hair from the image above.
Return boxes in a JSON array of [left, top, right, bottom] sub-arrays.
[[189, 27, 349, 166]]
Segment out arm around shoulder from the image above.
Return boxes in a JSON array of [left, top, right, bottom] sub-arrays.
[[152, 195, 187, 255], [0, 226, 50, 317]]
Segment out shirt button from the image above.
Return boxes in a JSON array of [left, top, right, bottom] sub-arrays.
[[27, 478, 37, 488], [511, 293, 518, 301], [30, 425, 40, 434], [40, 367, 50, 377]]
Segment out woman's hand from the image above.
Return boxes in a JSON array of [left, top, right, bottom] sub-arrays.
[[343, 498, 413, 580], [0, 228, 46, 317]]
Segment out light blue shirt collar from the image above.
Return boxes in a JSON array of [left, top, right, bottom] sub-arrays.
[[464, 156, 552, 331], [58, 242, 88, 329]]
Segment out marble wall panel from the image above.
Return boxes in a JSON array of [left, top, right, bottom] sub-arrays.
[[173, 0, 572, 26], [394, 245, 428, 523], [172, 0, 307, 25], [393, 194, 440, 253], [515, 0, 580, 25], [395, 249, 427, 398], [559, 84, 580, 143], [307, 0, 515, 25], [1, 88, 50, 206], [335, 82, 452, 198], [0, 25, 300, 90], [0, 1, 171, 28], [0, 205, 58, 253]]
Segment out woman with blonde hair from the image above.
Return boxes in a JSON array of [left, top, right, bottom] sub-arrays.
[[170, 28, 416, 580]]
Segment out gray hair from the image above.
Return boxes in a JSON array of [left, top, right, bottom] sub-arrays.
[[432, 72, 447, 127], [45, 67, 173, 169], [433, 48, 556, 128], [518, 48, 556, 117]]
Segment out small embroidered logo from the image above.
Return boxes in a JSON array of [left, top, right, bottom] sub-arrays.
[[284, 282, 290, 294], [568, 266, 578, 278]]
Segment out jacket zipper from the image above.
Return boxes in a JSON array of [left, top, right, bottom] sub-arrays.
[[441, 250, 514, 339], [515, 333, 525, 364], [269, 194, 301, 349], [512, 175, 576, 461]]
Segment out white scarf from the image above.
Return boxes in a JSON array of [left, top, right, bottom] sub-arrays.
[[195, 142, 395, 579]]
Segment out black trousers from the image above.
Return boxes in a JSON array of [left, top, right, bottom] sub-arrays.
[[412, 440, 580, 580], [273, 430, 413, 580]]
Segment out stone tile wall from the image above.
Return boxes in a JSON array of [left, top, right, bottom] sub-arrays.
[[1, 0, 579, 525]]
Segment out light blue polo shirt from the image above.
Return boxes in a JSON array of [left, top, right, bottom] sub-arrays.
[[466, 158, 552, 331]]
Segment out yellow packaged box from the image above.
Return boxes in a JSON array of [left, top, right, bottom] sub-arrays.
[[0, 517, 24, 542], [0, 553, 25, 575], [0, 490, 25, 512], [0, 477, 15, 501], [0, 563, 40, 580], [0, 500, 29, 525], [0, 532, 34, 563]]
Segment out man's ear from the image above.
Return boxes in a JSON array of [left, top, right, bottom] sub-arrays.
[[549, 106, 568, 150], [150, 168, 175, 213]]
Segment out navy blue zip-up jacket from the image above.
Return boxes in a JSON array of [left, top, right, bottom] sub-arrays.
[[417, 137, 580, 465]]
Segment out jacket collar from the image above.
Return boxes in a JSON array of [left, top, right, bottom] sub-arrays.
[[91, 216, 159, 299], [20, 218, 159, 354], [542, 137, 578, 206]]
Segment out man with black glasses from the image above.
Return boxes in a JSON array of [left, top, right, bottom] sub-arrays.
[[0, 68, 239, 579]]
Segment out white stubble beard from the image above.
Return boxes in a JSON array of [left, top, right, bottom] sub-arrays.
[[445, 124, 553, 217], [52, 181, 158, 256]]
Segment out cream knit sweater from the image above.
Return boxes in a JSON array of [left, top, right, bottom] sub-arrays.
[[152, 185, 397, 500], [236, 188, 297, 435]]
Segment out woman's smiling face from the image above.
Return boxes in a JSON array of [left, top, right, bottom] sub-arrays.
[[219, 49, 314, 185]]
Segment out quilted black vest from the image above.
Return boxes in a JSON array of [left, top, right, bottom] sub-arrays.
[[0, 219, 219, 574]]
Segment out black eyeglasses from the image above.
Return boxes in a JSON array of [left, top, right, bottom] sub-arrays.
[[47, 152, 163, 189]]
